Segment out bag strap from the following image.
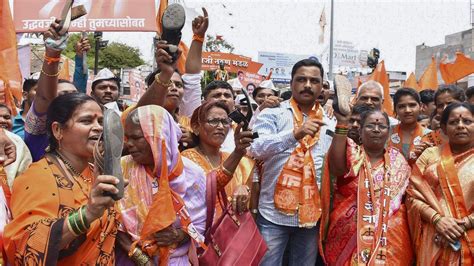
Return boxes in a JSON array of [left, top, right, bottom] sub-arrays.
[[204, 172, 217, 242]]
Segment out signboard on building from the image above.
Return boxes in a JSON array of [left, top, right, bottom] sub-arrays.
[[333, 40, 368, 69], [258, 52, 316, 84], [14, 0, 157, 32]]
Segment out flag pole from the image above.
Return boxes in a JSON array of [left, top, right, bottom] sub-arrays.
[[328, 0, 334, 80]]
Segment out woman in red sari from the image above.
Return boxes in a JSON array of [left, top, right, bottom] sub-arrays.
[[407, 102, 474, 265], [320, 109, 414, 265]]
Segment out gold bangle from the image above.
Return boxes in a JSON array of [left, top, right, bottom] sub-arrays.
[[222, 166, 233, 177], [433, 215, 443, 226], [130, 247, 150, 265], [41, 68, 60, 77], [154, 73, 173, 87]]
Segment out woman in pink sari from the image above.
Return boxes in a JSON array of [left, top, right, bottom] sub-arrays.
[[115, 105, 253, 265]]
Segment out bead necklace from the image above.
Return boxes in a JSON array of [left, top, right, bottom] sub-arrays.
[[56, 151, 92, 183]]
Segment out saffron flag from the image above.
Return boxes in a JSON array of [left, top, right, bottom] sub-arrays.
[[439, 52, 474, 84], [404, 72, 420, 91], [0, 0, 22, 115], [369, 61, 394, 116], [156, 0, 188, 74], [58, 58, 70, 81], [418, 57, 438, 90]]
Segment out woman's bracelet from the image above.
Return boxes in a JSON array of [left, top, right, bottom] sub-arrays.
[[222, 166, 233, 177], [66, 206, 91, 236], [129, 247, 151, 265], [41, 68, 60, 77], [432, 213, 442, 226], [192, 34, 205, 43]]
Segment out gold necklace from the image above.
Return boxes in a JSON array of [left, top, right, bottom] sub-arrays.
[[197, 147, 221, 169]]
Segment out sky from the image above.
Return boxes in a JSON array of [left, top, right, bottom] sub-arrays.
[[11, 0, 473, 74]]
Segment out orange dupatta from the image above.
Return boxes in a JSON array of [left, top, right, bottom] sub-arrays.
[[273, 98, 323, 227], [437, 145, 474, 264]]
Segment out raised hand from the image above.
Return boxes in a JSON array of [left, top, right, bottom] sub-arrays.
[[234, 122, 254, 155], [192, 8, 209, 38]]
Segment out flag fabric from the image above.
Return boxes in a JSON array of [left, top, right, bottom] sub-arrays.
[[266, 69, 273, 80], [369, 61, 394, 116], [0, 0, 23, 115], [318, 7, 327, 44], [439, 52, 474, 84], [155, 0, 188, 74], [404, 72, 421, 91], [418, 57, 438, 90], [58, 58, 70, 81]]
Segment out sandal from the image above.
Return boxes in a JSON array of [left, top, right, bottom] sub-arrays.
[[94, 109, 125, 200], [332, 75, 352, 116], [161, 3, 186, 62]]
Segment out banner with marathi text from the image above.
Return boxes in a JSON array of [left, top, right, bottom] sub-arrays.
[[202, 52, 263, 75], [14, 0, 157, 32]]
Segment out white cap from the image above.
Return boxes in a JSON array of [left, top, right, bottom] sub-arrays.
[[93, 68, 117, 84], [258, 80, 275, 90], [227, 78, 243, 90], [29, 72, 41, 80]]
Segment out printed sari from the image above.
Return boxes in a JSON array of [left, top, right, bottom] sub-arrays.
[[3, 155, 118, 265], [320, 139, 414, 265], [406, 145, 474, 265], [181, 148, 254, 197]]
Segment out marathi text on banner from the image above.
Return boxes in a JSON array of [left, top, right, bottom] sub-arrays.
[[14, 0, 156, 32]]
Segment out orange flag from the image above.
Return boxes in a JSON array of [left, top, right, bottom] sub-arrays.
[[369, 61, 394, 116], [266, 69, 273, 80], [418, 57, 438, 90], [439, 52, 474, 84], [0, 0, 23, 115], [155, 0, 188, 74], [58, 58, 70, 81], [404, 72, 421, 91]]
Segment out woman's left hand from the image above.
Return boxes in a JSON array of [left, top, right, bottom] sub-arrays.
[[154, 226, 186, 247], [234, 122, 254, 155], [232, 185, 250, 215]]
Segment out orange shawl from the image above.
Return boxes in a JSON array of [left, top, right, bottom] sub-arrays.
[[407, 145, 474, 265], [274, 98, 323, 227], [388, 123, 425, 163], [3, 156, 118, 265]]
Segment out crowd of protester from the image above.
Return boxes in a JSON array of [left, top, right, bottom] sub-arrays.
[[0, 7, 472, 266]]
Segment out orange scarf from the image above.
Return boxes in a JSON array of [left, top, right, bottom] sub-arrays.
[[274, 98, 323, 227], [437, 144, 474, 264], [421, 129, 444, 146], [388, 123, 424, 162], [356, 149, 393, 265]]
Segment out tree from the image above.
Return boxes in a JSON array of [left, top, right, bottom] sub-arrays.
[[205, 35, 235, 53], [63, 33, 145, 70]]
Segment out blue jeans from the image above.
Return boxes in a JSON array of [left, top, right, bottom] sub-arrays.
[[257, 214, 319, 266]]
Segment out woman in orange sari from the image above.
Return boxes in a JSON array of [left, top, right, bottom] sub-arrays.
[[181, 101, 255, 208], [3, 93, 121, 265], [407, 102, 474, 265], [320, 109, 414, 265]]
